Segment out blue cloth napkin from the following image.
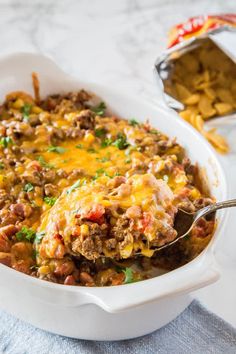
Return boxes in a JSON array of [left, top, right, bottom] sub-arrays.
[[0, 300, 236, 354]]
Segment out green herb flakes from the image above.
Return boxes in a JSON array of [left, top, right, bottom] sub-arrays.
[[95, 128, 106, 137], [66, 179, 81, 194], [21, 103, 32, 122], [122, 267, 134, 284], [91, 102, 106, 116], [113, 133, 129, 150], [101, 138, 112, 148], [47, 146, 66, 154], [129, 119, 139, 126], [87, 148, 97, 153], [16, 226, 36, 243], [149, 129, 160, 135], [37, 156, 54, 169], [0, 137, 13, 148], [93, 168, 110, 180], [24, 183, 34, 192], [44, 196, 57, 206], [96, 156, 110, 163], [34, 231, 45, 244]]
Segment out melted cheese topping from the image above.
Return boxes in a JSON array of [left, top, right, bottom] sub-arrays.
[[39, 174, 176, 259]]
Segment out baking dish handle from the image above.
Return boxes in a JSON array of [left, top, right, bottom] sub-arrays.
[[91, 253, 220, 313]]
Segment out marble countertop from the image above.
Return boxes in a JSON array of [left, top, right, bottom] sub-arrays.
[[1, 0, 236, 327]]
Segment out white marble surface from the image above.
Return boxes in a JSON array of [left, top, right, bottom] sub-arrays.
[[1, 0, 236, 326]]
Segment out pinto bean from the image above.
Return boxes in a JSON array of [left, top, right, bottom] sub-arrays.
[[42, 170, 56, 183], [80, 271, 94, 286], [0, 225, 18, 237], [54, 260, 75, 277], [44, 183, 59, 197], [14, 122, 34, 137], [11, 242, 33, 260], [64, 275, 76, 285], [0, 209, 18, 226], [67, 169, 85, 181], [0, 233, 11, 252], [111, 272, 125, 286], [0, 252, 12, 267], [10, 203, 33, 219], [107, 176, 126, 188], [12, 259, 32, 274]]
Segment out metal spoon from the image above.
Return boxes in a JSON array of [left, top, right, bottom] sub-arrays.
[[151, 198, 236, 253]]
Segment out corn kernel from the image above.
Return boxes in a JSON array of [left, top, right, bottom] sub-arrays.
[[80, 224, 89, 236], [58, 178, 69, 188], [15, 166, 24, 174], [190, 188, 201, 199], [38, 265, 51, 275], [84, 133, 95, 144], [42, 203, 50, 212], [34, 197, 43, 207], [65, 112, 77, 121], [120, 244, 133, 259], [32, 106, 43, 114], [0, 175, 5, 188], [12, 98, 24, 109], [141, 248, 154, 257]]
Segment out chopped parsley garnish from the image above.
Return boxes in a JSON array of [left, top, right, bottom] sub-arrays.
[[37, 156, 54, 169], [113, 133, 129, 150], [129, 119, 139, 126], [87, 148, 97, 153], [0, 162, 4, 169], [96, 168, 105, 174], [76, 144, 83, 149], [94, 128, 106, 137], [34, 231, 45, 244], [149, 129, 160, 135], [122, 267, 134, 284], [91, 102, 106, 116], [47, 146, 66, 154], [24, 183, 34, 192], [93, 168, 110, 180], [125, 157, 131, 164], [44, 196, 57, 206], [66, 179, 81, 194], [21, 103, 32, 122], [32, 249, 39, 260], [0, 137, 13, 148], [101, 138, 112, 148], [16, 226, 36, 243], [96, 156, 110, 163]]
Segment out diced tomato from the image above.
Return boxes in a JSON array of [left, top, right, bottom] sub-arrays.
[[27, 160, 42, 171], [140, 212, 152, 232], [84, 204, 105, 223]]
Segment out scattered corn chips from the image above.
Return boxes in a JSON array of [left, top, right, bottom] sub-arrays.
[[164, 40, 236, 153]]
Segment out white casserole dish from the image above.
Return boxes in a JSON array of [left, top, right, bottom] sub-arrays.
[[0, 53, 227, 341]]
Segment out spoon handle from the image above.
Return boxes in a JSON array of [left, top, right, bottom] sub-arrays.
[[195, 198, 236, 221]]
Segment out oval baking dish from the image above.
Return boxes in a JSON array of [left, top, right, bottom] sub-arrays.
[[0, 53, 227, 340]]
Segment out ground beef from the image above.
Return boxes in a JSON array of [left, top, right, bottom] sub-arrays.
[[74, 110, 95, 130], [110, 216, 130, 242]]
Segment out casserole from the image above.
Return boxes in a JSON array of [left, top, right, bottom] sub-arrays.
[[0, 53, 227, 340]]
